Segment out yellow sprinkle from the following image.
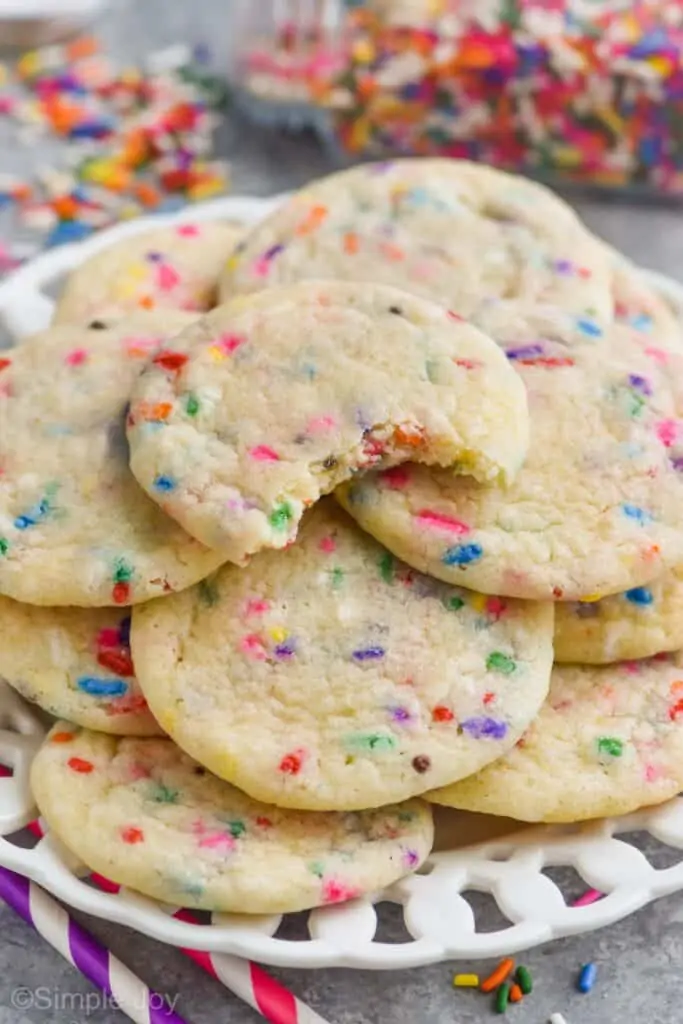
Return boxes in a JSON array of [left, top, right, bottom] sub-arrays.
[[208, 345, 227, 361], [597, 106, 624, 135], [224, 253, 240, 273], [551, 145, 583, 169], [352, 39, 376, 64], [453, 973, 479, 988], [579, 593, 604, 603], [469, 593, 488, 613], [269, 627, 287, 643]]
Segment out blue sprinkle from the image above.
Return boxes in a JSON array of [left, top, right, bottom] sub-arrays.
[[14, 515, 34, 530], [577, 962, 598, 994], [576, 317, 603, 338], [630, 313, 653, 332], [353, 646, 386, 662], [274, 642, 296, 659], [622, 503, 653, 525], [625, 587, 654, 606], [442, 543, 483, 567], [77, 677, 128, 697], [461, 717, 507, 740], [153, 475, 177, 492]]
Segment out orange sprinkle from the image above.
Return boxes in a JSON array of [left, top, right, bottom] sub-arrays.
[[343, 232, 360, 254], [296, 204, 328, 236], [51, 731, 74, 744], [480, 958, 515, 993], [136, 401, 173, 422], [66, 35, 99, 61], [121, 826, 144, 844], [51, 196, 79, 220], [138, 295, 155, 310], [509, 983, 523, 1003], [670, 681, 683, 697], [133, 182, 161, 208], [393, 424, 425, 448], [380, 241, 406, 261]]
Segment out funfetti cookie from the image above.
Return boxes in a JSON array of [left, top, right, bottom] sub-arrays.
[[0, 599, 159, 735], [337, 310, 683, 602], [31, 725, 434, 914], [0, 317, 226, 607], [220, 160, 614, 346], [131, 500, 554, 811], [555, 569, 683, 664], [126, 280, 529, 563], [53, 222, 245, 325], [427, 654, 683, 823]]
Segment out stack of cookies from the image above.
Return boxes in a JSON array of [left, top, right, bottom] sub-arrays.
[[3, 160, 683, 916]]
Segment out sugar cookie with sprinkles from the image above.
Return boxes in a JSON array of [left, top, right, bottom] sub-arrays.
[[337, 307, 683, 601], [31, 725, 434, 914], [555, 569, 683, 665], [131, 500, 554, 810], [54, 222, 246, 325], [126, 280, 529, 562], [221, 160, 614, 345], [427, 653, 683, 823], [0, 599, 159, 735], [0, 318, 226, 606]]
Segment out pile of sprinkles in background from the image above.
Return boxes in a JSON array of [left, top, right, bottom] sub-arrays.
[[0, 35, 229, 275], [240, 0, 683, 194]]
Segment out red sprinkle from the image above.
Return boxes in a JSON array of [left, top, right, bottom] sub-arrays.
[[279, 750, 304, 775], [153, 351, 188, 372], [112, 582, 131, 604], [415, 509, 470, 534], [97, 649, 134, 676], [51, 731, 74, 743], [432, 705, 454, 722], [67, 757, 94, 773], [121, 826, 144, 844]]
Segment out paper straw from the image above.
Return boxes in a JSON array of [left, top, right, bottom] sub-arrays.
[[0, 866, 188, 1024], [18, 801, 331, 1024]]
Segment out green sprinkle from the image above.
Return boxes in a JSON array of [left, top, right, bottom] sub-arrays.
[[515, 966, 533, 995], [379, 552, 395, 584], [344, 732, 397, 754], [227, 820, 246, 839], [185, 393, 200, 416], [308, 860, 325, 879], [152, 784, 179, 804], [486, 651, 517, 675], [198, 577, 219, 606], [269, 502, 293, 531], [113, 557, 134, 584], [398, 810, 415, 823], [425, 359, 440, 383], [330, 567, 345, 589], [444, 595, 465, 612], [0, 538, 8, 556], [597, 736, 624, 759], [495, 982, 511, 1014]]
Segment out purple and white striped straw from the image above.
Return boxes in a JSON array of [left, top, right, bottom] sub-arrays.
[[0, 866, 188, 1024]]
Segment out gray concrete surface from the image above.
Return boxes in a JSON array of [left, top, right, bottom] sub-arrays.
[[2, 1, 683, 1021]]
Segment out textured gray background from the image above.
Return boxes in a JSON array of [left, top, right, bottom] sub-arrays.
[[1, 1, 683, 1021]]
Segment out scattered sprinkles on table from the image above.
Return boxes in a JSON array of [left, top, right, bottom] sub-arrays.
[[129, 499, 554, 811], [0, 37, 229, 276], [29, 725, 434, 915]]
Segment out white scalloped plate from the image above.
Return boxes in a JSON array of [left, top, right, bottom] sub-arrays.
[[1, 193, 683, 969]]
